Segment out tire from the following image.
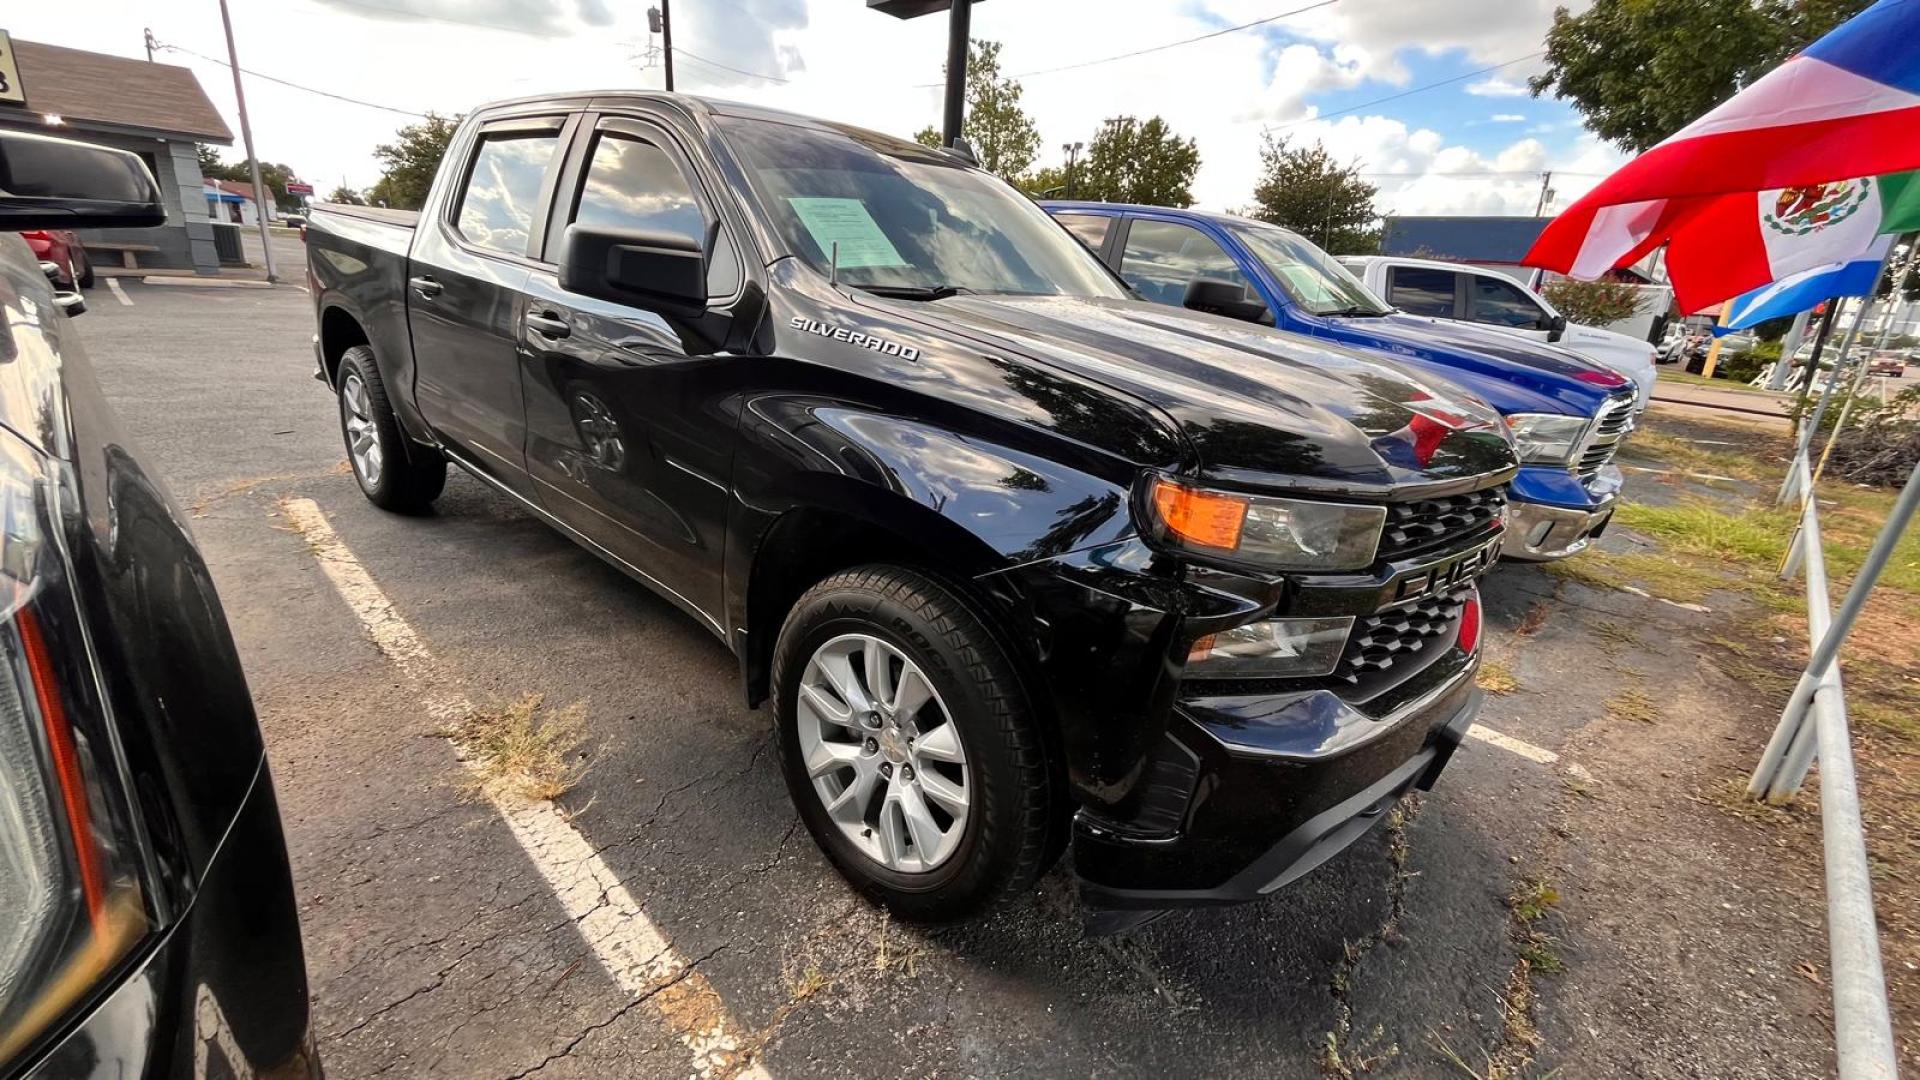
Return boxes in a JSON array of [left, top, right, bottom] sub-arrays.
[[773, 565, 1054, 921], [77, 250, 94, 290], [336, 345, 446, 514]]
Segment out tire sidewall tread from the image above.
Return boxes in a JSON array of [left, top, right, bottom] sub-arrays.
[[337, 345, 446, 514]]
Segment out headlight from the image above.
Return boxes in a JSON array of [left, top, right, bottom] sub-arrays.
[[1145, 476, 1385, 571], [0, 434, 150, 1065], [1504, 413, 1590, 466], [1186, 616, 1354, 678]]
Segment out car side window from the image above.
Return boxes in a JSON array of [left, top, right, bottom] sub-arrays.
[[456, 132, 562, 256], [1386, 266, 1458, 318], [1055, 214, 1111, 253], [573, 128, 739, 298], [1119, 219, 1261, 311], [1469, 273, 1549, 330]]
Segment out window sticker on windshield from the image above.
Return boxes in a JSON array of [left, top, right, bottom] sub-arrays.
[[787, 197, 908, 268]]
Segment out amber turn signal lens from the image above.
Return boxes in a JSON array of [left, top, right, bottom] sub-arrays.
[[1151, 478, 1247, 551]]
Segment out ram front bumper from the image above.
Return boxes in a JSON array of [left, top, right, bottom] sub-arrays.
[[1501, 463, 1621, 561]]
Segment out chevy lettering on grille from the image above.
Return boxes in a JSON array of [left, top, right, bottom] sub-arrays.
[[1387, 536, 1500, 605]]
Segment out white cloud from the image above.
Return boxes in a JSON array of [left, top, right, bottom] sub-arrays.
[[1489, 113, 1526, 123], [1466, 77, 1531, 98]]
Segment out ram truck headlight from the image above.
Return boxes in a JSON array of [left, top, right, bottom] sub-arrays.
[[1145, 476, 1385, 571], [1185, 616, 1354, 678], [1504, 413, 1590, 466]]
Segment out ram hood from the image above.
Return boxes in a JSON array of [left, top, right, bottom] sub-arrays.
[[907, 293, 1518, 494], [1316, 313, 1628, 418]]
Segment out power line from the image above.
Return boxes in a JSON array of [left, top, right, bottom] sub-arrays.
[[1270, 51, 1544, 129], [156, 42, 428, 116], [913, 0, 1344, 86], [673, 47, 790, 84]]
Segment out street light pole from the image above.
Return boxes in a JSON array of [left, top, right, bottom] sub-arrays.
[[216, 0, 277, 284], [661, 0, 674, 92], [941, 0, 970, 146], [1063, 141, 1082, 199]]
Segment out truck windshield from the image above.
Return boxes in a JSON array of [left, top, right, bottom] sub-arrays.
[[717, 115, 1128, 300], [1232, 225, 1393, 317]]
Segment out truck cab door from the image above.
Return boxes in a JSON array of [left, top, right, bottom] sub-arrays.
[[406, 114, 572, 495], [1463, 271, 1557, 341], [515, 113, 748, 632]]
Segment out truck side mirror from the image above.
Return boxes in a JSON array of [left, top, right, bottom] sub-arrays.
[[1547, 313, 1568, 342], [559, 224, 709, 316], [1183, 276, 1268, 323], [0, 129, 166, 231]]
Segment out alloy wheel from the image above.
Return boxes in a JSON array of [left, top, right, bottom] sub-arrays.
[[341, 372, 383, 488], [796, 633, 970, 873]]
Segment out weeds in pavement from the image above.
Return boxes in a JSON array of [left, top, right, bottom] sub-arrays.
[[1477, 658, 1519, 695], [1604, 687, 1661, 725], [1320, 796, 1421, 1077], [1514, 601, 1553, 638], [447, 694, 587, 803]]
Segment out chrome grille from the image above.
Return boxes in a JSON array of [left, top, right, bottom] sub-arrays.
[[1377, 486, 1509, 561], [1332, 584, 1471, 685], [1576, 395, 1636, 480]]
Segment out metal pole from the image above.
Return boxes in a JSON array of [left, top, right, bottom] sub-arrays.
[[660, 0, 673, 92], [1533, 171, 1553, 216], [1751, 458, 1920, 799], [1800, 293, 1876, 453], [941, 0, 971, 146], [217, 0, 277, 284], [1769, 309, 1811, 390]]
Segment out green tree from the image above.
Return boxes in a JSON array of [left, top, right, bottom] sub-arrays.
[[1076, 116, 1199, 207], [912, 126, 941, 149], [1017, 165, 1068, 199], [928, 39, 1039, 179], [327, 185, 367, 205], [1247, 133, 1379, 254], [1540, 277, 1644, 326], [1531, 0, 1870, 152], [367, 113, 461, 210], [195, 146, 306, 211]]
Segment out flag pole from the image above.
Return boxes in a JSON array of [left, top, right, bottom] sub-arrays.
[[1700, 299, 1736, 378]]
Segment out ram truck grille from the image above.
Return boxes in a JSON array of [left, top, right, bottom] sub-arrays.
[[1576, 394, 1636, 481], [1376, 486, 1508, 561]]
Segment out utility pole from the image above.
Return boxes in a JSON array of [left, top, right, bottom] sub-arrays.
[[648, 4, 673, 91], [217, 0, 277, 284], [1062, 141, 1083, 199], [1533, 171, 1554, 216], [143, 28, 155, 62]]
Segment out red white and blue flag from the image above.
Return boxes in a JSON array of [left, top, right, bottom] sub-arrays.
[[1523, 0, 1920, 312]]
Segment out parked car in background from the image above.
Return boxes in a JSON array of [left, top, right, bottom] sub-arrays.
[[305, 93, 1522, 932], [1338, 254, 1656, 411], [1046, 202, 1635, 561], [1869, 351, 1905, 377], [19, 229, 91, 291], [0, 130, 318, 1079]]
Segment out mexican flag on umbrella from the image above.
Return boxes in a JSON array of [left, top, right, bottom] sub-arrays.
[[1522, 0, 1920, 314]]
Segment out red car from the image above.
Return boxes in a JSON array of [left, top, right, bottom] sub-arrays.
[[22, 228, 93, 290]]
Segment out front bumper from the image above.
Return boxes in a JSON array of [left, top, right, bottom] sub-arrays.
[[1502, 462, 1620, 560]]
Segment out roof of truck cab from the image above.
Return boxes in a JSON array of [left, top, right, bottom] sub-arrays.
[[467, 91, 910, 140], [1042, 201, 1299, 232]]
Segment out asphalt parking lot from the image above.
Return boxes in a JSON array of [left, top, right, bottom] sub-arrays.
[[75, 275, 1852, 1078]]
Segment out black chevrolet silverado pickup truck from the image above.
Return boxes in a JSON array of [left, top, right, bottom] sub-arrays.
[[304, 92, 1518, 931]]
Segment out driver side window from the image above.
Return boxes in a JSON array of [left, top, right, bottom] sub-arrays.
[[571, 127, 740, 297], [1119, 219, 1263, 314]]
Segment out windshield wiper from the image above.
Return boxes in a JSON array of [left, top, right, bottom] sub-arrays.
[[858, 284, 973, 301], [1320, 305, 1389, 318]]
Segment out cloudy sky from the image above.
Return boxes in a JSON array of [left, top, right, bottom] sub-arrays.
[[6, 0, 1627, 215]]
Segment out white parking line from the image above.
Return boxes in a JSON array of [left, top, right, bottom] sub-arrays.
[[1467, 723, 1560, 765], [280, 497, 771, 1079], [105, 278, 132, 306]]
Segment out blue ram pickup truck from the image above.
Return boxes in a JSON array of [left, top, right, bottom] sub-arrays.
[[1044, 202, 1636, 560]]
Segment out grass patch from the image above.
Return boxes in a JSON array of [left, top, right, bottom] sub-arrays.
[[1697, 777, 1803, 827], [1854, 699, 1920, 744], [447, 694, 587, 803], [1656, 369, 1780, 395], [1613, 501, 1794, 565], [1617, 428, 1774, 482], [1509, 878, 1561, 924], [1477, 657, 1519, 695], [1604, 687, 1662, 725]]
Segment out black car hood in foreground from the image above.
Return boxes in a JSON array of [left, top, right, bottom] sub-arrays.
[[916, 293, 1517, 493]]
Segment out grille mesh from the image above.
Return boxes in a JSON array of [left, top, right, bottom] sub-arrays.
[[1576, 395, 1636, 480], [1377, 487, 1508, 561], [1331, 584, 1472, 686]]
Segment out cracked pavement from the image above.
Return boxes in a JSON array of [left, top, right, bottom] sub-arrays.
[[75, 276, 1848, 1077]]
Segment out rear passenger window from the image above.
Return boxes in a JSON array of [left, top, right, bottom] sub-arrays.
[[1386, 266, 1458, 317], [1055, 214, 1112, 253], [1118, 219, 1260, 310], [456, 132, 560, 256]]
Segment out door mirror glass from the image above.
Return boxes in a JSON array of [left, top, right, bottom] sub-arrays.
[[560, 224, 708, 315], [1548, 313, 1568, 341], [0, 129, 165, 231], [1183, 276, 1268, 323]]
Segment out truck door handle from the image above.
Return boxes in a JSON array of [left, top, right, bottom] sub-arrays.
[[407, 275, 442, 298], [525, 312, 571, 339]]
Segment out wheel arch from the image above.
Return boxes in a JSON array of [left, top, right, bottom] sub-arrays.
[[317, 302, 371, 389]]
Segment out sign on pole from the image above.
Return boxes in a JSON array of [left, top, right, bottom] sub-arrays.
[[0, 30, 29, 107], [286, 181, 315, 196]]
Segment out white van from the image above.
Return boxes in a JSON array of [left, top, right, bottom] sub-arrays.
[[1341, 255, 1657, 412]]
